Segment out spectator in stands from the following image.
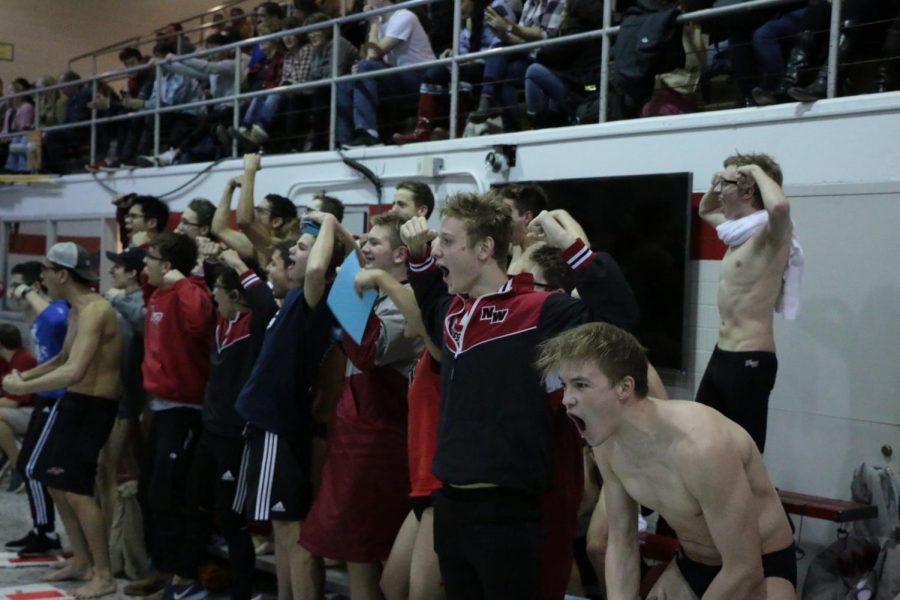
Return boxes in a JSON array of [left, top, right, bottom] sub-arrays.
[[85, 48, 154, 171], [118, 43, 206, 168], [392, 0, 516, 144], [469, 0, 565, 131], [41, 71, 92, 174], [35, 76, 66, 127], [175, 198, 216, 240], [3, 78, 36, 173], [495, 182, 547, 274], [749, 5, 812, 106], [301, 212, 423, 598], [524, 0, 603, 128], [0, 324, 38, 494], [3, 263, 66, 558], [206, 12, 228, 39], [246, 2, 286, 89], [229, 7, 255, 40], [159, 22, 197, 55], [306, 12, 359, 150], [335, 0, 435, 146], [233, 23, 286, 147], [155, 33, 245, 164], [237, 16, 314, 149], [790, 0, 899, 101]]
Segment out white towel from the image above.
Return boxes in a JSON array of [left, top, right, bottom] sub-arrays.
[[716, 210, 805, 320]]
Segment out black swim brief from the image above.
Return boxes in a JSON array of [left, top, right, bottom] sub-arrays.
[[675, 543, 797, 598]]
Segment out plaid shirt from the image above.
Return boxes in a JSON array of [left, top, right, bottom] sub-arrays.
[[282, 44, 315, 84], [520, 0, 565, 38]]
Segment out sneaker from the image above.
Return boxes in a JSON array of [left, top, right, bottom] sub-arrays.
[[157, 148, 178, 166], [162, 581, 207, 600], [137, 155, 160, 168], [345, 131, 381, 147], [85, 159, 110, 172], [7, 470, 24, 493], [17, 531, 61, 557], [5, 530, 35, 549]]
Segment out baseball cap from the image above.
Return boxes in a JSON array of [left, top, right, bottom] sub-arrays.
[[47, 242, 99, 282], [105, 246, 147, 272]]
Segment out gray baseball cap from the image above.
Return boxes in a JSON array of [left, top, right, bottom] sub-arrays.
[[47, 242, 99, 282]]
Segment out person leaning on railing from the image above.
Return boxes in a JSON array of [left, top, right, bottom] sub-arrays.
[[1, 78, 35, 173], [230, 23, 286, 148]]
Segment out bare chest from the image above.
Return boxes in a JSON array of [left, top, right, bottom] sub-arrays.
[[613, 458, 706, 532]]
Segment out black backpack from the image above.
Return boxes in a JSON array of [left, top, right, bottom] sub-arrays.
[[612, 0, 685, 109]]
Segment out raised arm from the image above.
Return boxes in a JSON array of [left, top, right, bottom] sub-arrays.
[[596, 451, 642, 600], [698, 172, 727, 229], [212, 175, 256, 257], [304, 213, 341, 309], [236, 153, 275, 258], [738, 164, 792, 242], [680, 437, 764, 599], [401, 216, 450, 350]]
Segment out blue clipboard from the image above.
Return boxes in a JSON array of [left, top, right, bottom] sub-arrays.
[[326, 253, 378, 344]]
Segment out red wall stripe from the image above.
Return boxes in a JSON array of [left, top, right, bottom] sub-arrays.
[[691, 192, 727, 261]]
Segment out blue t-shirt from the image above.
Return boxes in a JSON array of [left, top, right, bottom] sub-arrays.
[[235, 285, 334, 436], [30, 299, 69, 400]]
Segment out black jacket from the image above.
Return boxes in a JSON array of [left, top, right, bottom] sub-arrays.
[[409, 240, 639, 493]]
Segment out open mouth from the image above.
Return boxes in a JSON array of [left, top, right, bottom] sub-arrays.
[[568, 412, 587, 433], [438, 266, 449, 282]]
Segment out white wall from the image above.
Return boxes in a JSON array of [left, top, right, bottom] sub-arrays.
[[0, 0, 245, 83], [2, 91, 900, 584]]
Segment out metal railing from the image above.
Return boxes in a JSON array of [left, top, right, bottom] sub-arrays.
[[0, 0, 853, 170], [67, 0, 257, 76]]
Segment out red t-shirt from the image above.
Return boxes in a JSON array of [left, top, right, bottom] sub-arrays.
[[407, 350, 443, 497], [0, 348, 38, 407]]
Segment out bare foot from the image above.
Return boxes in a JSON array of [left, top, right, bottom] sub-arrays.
[[73, 575, 117, 599], [41, 563, 92, 582]]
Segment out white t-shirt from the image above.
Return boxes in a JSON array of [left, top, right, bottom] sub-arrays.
[[380, 8, 435, 67]]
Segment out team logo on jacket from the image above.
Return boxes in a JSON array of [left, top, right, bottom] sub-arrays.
[[150, 311, 164, 325], [479, 305, 509, 324]]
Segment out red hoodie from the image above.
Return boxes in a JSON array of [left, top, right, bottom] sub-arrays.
[[142, 277, 214, 405]]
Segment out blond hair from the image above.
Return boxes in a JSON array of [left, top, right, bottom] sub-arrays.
[[724, 152, 783, 209], [536, 322, 649, 396], [440, 193, 512, 267]]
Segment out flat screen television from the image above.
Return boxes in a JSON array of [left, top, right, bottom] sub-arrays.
[[504, 173, 692, 371]]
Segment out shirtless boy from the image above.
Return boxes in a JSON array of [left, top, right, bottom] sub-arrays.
[[537, 322, 796, 600], [2, 242, 122, 599], [696, 152, 799, 452]]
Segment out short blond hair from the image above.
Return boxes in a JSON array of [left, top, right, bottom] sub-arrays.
[[536, 322, 649, 396], [369, 211, 407, 249], [441, 193, 512, 267]]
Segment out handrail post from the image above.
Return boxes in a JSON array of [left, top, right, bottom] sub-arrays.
[[34, 91, 42, 130], [826, 0, 842, 99], [154, 62, 162, 158], [233, 47, 241, 158], [449, 0, 462, 140], [90, 79, 98, 164], [329, 21, 340, 151], [599, 0, 613, 123]]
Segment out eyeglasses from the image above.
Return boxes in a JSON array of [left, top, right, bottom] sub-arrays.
[[253, 206, 271, 215], [40, 263, 64, 272], [125, 212, 145, 220], [145, 254, 164, 262], [179, 219, 200, 227], [719, 178, 740, 186]]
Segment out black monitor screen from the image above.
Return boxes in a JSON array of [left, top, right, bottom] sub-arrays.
[[506, 173, 692, 371]]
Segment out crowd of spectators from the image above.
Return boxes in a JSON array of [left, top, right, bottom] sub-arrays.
[[0, 0, 898, 173], [0, 149, 661, 598]]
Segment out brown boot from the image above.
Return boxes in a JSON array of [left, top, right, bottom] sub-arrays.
[[392, 93, 439, 145]]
